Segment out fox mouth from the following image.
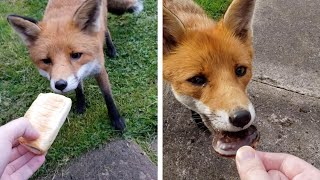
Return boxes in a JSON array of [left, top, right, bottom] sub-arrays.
[[212, 125, 260, 157]]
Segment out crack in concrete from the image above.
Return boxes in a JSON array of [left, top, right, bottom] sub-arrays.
[[252, 79, 320, 100]]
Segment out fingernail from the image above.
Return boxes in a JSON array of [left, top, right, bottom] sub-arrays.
[[237, 146, 255, 163]]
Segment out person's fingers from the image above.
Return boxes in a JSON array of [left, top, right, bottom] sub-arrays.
[[9, 155, 45, 180], [236, 146, 270, 180], [256, 151, 314, 179], [4, 152, 35, 175], [10, 145, 29, 163], [0, 117, 39, 143], [12, 139, 20, 148], [256, 151, 292, 170], [268, 170, 289, 180], [292, 168, 320, 179], [0, 118, 38, 176]]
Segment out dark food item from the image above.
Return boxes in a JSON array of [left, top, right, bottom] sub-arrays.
[[212, 125, 260, 157]]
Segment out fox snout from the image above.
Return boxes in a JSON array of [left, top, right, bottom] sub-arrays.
[[37, 60, 101, 93], [205, 102, 256, 132], [38, 65, 81, 93], [54, 80, 68, 91], [173, 90, 255, 132], [50, 76, 79, 93], [229, 109, 251, 128]]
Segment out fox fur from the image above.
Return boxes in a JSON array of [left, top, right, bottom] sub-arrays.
[[7, 0, 144, 131], [163, 0, 256, 132]]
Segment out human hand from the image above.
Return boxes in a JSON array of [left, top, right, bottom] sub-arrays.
[[236, 146, 320, 180], [0, 118, 45, 180]]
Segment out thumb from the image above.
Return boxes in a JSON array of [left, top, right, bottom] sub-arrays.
[[1, 118, 39, 143], [236, 146, 270, 180]]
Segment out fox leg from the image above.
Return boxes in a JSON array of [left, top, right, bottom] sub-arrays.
[[95, 67, 125, 131], [106, 0, 143, 58], [105, 28, 117, 58], [75, 82, 86, 114], [191, 110, 207, 130], [107, 0, 143, 15]]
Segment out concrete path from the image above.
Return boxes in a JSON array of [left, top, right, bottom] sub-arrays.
[[163, 0, 320, 179], [253, 0, 320, 98], [41, 140, 157, 180]]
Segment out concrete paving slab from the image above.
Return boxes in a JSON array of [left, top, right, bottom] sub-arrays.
[[163, 81, 320, 179], [253, 0, 320, 98], [42, 140, 157, 180]]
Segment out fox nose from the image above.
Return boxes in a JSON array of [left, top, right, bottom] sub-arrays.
[[229, 110, 251, 128], [55, 80, 68, 91]]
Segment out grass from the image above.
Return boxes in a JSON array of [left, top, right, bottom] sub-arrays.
[[194, 0, 232, 19], [0, 0, 157, 178]]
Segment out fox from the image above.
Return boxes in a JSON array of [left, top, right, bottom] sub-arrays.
[[7, 0, 143, 131], [163, 0, 258, 155]]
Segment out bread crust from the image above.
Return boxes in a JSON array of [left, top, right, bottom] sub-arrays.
[[19, 93, 72, 154]]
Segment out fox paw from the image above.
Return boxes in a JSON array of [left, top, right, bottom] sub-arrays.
[[75, 102, 86, 114], [112, 117, 126, 132], [76, 105, 86, 114], [128, 0, 143, 15]]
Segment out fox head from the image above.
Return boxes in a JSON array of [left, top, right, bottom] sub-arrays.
[[163, 0, 256, 132], [7, 0, 104, 93]]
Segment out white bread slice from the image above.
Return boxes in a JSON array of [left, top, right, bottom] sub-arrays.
[[19, 93, 72, 154]]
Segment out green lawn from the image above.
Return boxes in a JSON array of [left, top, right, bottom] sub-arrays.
[[0, 0, 157, 178], [195, 0, 232, 19]]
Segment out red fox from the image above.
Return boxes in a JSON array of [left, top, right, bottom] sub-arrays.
[[7, 0, 143, 131], [163, 0, 258, 155]]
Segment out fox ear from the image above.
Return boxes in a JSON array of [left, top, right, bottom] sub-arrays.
[[163, 5, 185, 54], [223, 0, 255, 42], [73, 0, 102, 33], [7, 15, 41, 46]]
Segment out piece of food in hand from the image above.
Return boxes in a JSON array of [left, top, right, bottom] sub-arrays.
[[19, 93, 72, 154], [212, 125, 260, 157]]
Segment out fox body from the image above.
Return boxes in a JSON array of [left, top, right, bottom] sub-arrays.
[[8, 0, 143, 131], [163, 0, 256, 132]]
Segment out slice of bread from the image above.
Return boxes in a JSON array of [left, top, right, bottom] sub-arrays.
[[19, 93, 72, 154]]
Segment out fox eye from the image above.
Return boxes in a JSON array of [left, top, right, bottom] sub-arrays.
[[42, 58, 52, 65], [70, 52, 82, 60], [187, 75, 207, 86], [235, 66, 247, 77]]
